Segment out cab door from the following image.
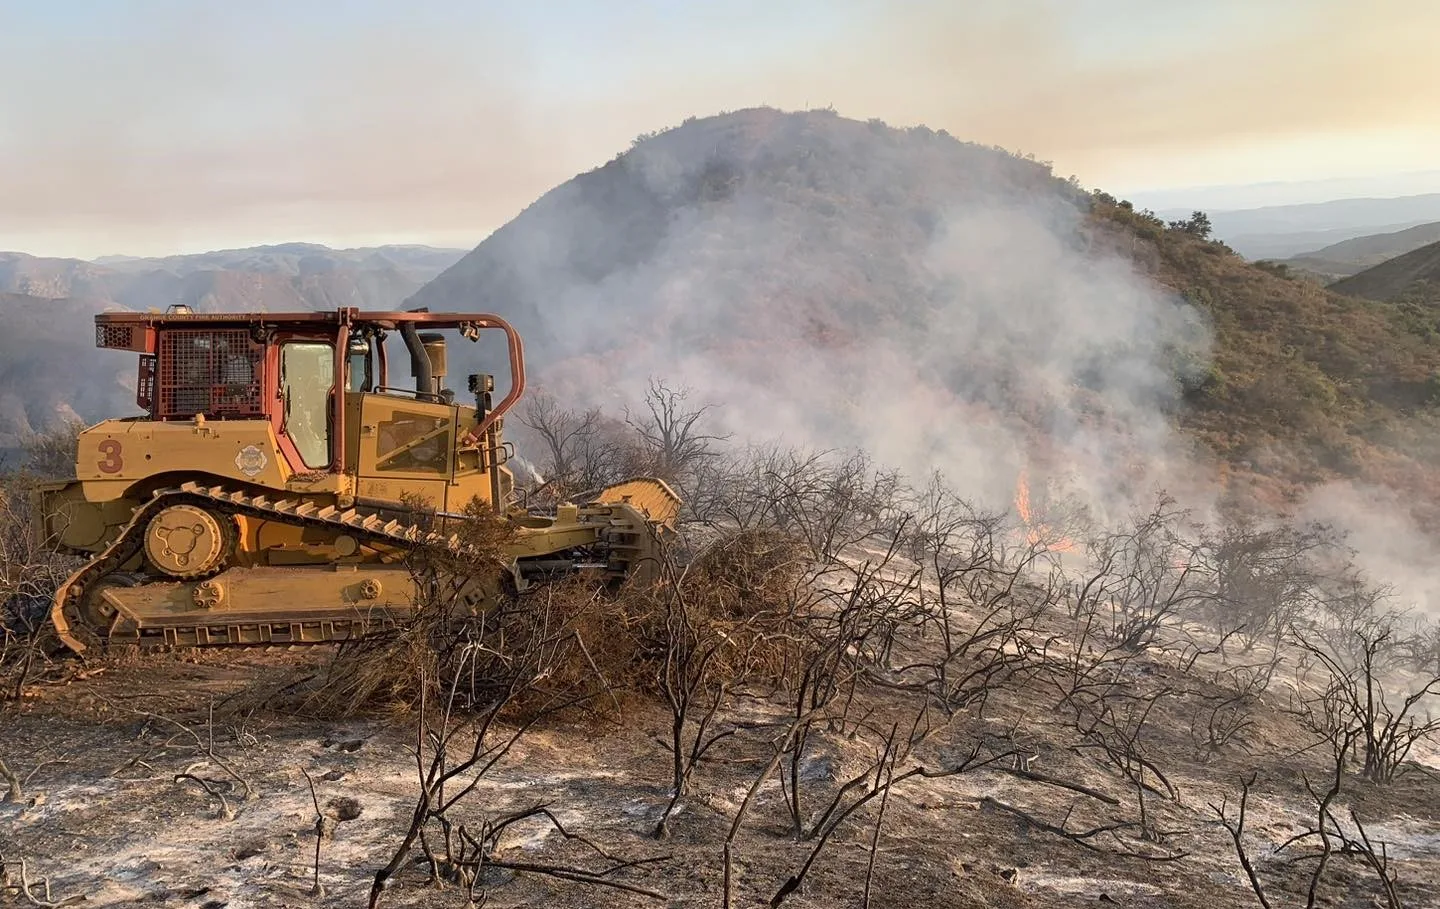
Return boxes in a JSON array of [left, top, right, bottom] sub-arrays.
[[353, 394, 458, 511], [277, 340, 336, 472]]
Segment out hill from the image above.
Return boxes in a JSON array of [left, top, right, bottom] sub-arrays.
[[1161, 193, 1440, 259], [1329, 238, 1440, 303], [0, 293, 124, 445], [409, 108, 1440, 525], [1127, 169, 1440, 212], [0, 243, 465, 313], [1281, 221, 1440, 279], [0, 244, 464, 443]]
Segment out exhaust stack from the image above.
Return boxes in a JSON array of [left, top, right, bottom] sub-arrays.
[[400, 321, 432, 397], [419, 332, 447, 394]]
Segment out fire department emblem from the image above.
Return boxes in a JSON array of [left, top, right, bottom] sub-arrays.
[[235, 445, 268, 477]]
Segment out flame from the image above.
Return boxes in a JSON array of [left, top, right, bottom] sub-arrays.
[[1015, 466, 1034, 527], [1016, 467, 1073, 553]]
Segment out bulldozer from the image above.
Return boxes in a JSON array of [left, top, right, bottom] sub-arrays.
[[32, 306, 681, 654]]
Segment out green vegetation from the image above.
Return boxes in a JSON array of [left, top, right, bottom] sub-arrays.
[[1094, 195, 1440, 510]]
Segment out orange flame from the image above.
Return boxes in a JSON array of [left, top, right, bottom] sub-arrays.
[[1015, 467, 1034, 528], [1016, 467, 1074, 553]]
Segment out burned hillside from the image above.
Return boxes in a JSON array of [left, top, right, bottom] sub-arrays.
[[4, 438, 1440, 908], [409, 108, 1440, 537]]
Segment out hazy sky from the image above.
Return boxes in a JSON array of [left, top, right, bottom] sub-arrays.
[[4, 0, 1438, 258]]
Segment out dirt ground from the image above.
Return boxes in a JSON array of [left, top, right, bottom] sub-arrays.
[[4, 634, 1439, 909]]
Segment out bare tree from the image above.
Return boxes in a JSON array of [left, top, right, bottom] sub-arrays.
[[515, 392, 647, 502], [1101, 495, 1211, 652], [651, 555, 736, 839], [893, 479, 1057, 715], [1293, 615, 1440, 784], [516, 391, 602, 488], [366, 603, 658, 906], [1209, 773, 1277, 909], [1214, 728, 1404, 909], [2, 451, 80, 696], [624, 378, 730, 484], [770, 726, 1015, 907], [1198, 518, 1339, 655], [779, 549, 911, 839], [728, 447, 903, 563], [1401, 618, 1440, 677], [650, 528, 809, 836]]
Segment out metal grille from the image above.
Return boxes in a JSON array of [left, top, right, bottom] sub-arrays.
[[157, 329, 264, 418], [136, 355, 156, 411], [97, 323, 136, 349]]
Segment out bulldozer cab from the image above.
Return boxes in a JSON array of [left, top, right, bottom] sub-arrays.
[[95, 307, 525, 514]]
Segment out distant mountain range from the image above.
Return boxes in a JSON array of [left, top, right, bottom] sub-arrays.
[[0, 244, 464, 443], [0, 243, 465, 314], [1126, 170, 1440, 213], [1281, 221, 1440, 280], [1158, 193, 1440, 260]]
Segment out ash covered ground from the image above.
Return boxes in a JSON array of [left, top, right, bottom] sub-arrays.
[[5, 573, 1440, 909]]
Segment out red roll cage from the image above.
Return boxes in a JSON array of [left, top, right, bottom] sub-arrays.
[[95, 307, 527, 473]]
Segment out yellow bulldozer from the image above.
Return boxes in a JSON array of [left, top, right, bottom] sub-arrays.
[[32, 306, 680, 654]]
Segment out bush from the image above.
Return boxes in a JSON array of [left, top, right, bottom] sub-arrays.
[[1167, 211, 1213, 239], [243, 522, 809, 720]]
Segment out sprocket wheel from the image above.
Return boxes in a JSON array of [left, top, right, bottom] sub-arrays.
[[143, 504, 234, 579], [66, 572, 143, 653]]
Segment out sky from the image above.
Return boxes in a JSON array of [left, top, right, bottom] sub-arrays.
[[3, 0, 1439, 258]]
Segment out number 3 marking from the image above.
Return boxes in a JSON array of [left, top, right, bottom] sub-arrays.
[[97, 439, 124, 474]]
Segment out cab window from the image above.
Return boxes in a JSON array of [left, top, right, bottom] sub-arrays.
[[280, 342, 334, 468], [376, 410, 452, 475]]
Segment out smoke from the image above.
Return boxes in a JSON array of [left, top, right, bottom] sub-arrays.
[[409, 107, 1440, 628], [1299, 482, 1440, 619], [425, 111, 1214, 529], [510, 456, 546, 487]]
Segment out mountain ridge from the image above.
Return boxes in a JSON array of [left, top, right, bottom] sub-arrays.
[[1166, 194, 1440, 259], [0, 244, 465, 443], [1329, 238, 1440, 303], [0, 243, 466, 304], [1279, 220, 1440, 279]]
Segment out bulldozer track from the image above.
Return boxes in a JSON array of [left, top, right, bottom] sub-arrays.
[[51, 481, 642, 653]]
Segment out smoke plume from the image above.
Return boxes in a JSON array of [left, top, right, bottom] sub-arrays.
[[417, 110, 1214, 528], [410, 107, 1440, 624]]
